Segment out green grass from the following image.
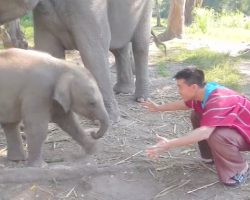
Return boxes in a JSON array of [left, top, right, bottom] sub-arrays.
[[154, 45, 242, 88], [205, 62, 241, 89], [156, 61, 169, 77]]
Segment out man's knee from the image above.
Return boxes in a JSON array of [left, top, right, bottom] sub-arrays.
[[207, 128, 227, 147], [190, 111, 201, 128]]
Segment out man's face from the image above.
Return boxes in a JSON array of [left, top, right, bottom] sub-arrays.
[[176, 79, 198, 101]]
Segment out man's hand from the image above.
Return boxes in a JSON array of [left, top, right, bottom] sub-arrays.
[[141, 100, 160, 112], [146, 134, 170, 159]]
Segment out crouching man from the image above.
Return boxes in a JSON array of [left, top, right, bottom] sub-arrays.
[[143, 67, 250, 186]]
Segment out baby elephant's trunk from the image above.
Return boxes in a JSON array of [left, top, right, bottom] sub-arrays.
[[91, 112, 110, 139]]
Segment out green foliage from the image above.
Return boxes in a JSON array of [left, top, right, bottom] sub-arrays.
[[217, 10, 249, 29], [158, 0, 250, 17], [188, 8, 250, 34], [21, 13, 33, 27], [159, 0, 170, 18], [185, 8, 250, 42], [20, 13, 34, 46], [189, 8, 215, 34], [203, 0, 250, 15]]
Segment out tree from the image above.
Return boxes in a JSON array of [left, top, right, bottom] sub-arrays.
[[185, 0, 203, 26], [158, 0, 186, 41], [155, 0, 162, 27]]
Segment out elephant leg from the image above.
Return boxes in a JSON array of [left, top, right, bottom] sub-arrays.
[[131, 10, 151, 102], [23, 119, 49, 167], [1, 122, 26, 161], [72, 13, 120, 122], [112, 43, 135, 94], [52, 111, 96, 154], [81, 50, 120, 122], [33, 12, 65, 58], [22, 99, 50, 167]]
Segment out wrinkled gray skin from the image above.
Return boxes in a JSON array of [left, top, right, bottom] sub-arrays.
[[0, 48, 109, 167], [0, 0, 152, 122]]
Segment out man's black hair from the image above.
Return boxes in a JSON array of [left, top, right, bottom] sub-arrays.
[[173, 67, 205, 87]]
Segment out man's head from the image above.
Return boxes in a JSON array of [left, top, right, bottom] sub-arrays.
[[173, 67, 205, 101]]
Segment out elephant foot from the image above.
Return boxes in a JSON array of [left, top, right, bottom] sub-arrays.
[[113, 83, 134, 95], [105, 101, 120, 123], [7, 151, 26, 161], [134, 88, 149, 103]]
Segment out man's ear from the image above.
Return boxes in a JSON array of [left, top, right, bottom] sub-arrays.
[[53, 73, 73, 113], [192, 84, 199, 90]]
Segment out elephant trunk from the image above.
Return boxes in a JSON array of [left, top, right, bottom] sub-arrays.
[[91, 111, 109, 139]]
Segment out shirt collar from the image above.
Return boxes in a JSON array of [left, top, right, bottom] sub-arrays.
[[201, 82, 224, 108]]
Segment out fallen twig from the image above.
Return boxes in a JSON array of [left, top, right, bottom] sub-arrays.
[[66, 186, 76, 198], [173, 124, 177, 134], [187, 181, 219, 194], [114, 150, 143, 165], [148, 168, 156, 179], [45, 138, 71, 144], [45, 158, 64, 163], [154, 179, 190, 199]]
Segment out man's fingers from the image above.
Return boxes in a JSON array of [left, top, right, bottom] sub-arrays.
[[146, 148, 159, 159], [141, 102, 150, 108]]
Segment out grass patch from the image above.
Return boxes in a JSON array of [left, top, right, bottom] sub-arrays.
[[154, 46, 242, 88], [205, 62, 241, 89], [182, 48, 239, 69], [165, 47, 239, 68], [156, 61, 168, 77]]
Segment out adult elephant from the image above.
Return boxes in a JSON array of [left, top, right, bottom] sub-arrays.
[[0, 0, 152, 123]]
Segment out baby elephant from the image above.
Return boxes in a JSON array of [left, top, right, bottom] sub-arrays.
[[0, 48, 109, 167]]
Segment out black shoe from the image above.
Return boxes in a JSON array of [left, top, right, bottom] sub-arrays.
[[224, 168, 250, 187]]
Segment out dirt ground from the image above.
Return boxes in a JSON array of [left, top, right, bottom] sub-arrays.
[[0, 43, 250, 200]]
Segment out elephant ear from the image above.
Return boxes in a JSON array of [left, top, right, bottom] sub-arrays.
[[53, 73, 73, 113]]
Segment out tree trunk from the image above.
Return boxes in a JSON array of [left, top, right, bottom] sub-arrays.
[[155, 0, 162, 27], [3, 19, 28, 49], [185, 0, 203, 26], [158, 0, 186, 42]]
